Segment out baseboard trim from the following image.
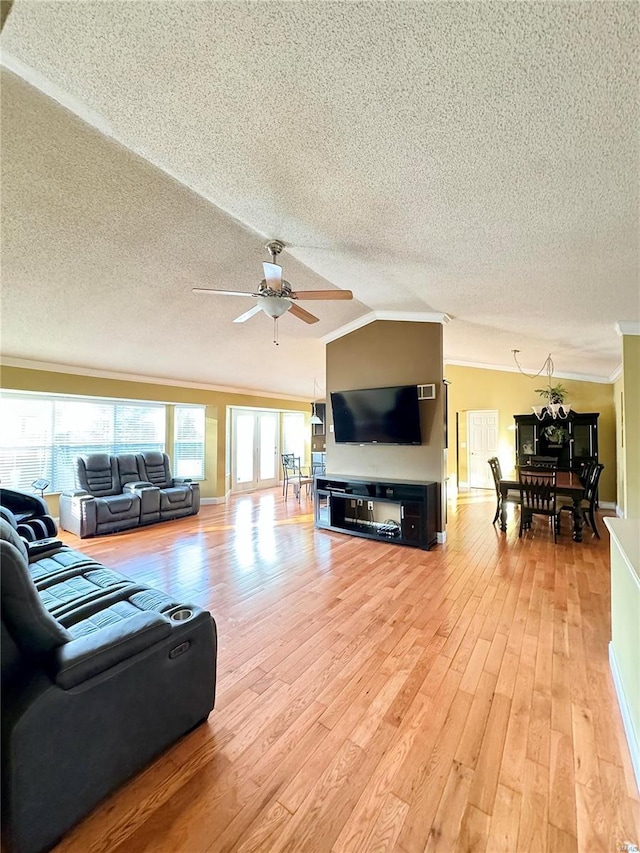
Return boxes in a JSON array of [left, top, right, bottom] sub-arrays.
[[609, 643, 640, 795], [437, 531, 447, 544], [599, 500, 616, 510], [616, 504, 625, 518], [201, 496, 227, 505]]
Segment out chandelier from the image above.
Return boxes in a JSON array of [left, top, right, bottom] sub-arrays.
[[511, 350, 572, 421]]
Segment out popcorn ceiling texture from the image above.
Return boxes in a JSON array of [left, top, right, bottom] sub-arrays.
[[1, 2, 638, 393]]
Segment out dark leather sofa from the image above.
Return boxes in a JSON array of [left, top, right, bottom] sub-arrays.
[[0, 518, 217, 853], [59, 451, 200, 538]]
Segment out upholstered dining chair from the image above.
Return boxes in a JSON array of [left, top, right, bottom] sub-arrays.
[[487, 457, 519, 525], [557, 463, 604, 539], [281, 454, 313, 502], [518, 466, 558, 542]]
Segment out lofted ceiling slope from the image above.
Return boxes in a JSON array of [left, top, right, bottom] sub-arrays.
[[1, 1, 638, 396]]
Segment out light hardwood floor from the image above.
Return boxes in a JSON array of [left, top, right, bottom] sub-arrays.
[[52, 488, 639, 853]]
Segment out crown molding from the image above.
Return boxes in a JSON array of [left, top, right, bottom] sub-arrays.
[[322, 310, 451, 344], [609, 363, 623, 383], [615, 321, 640, 336], [0, 357, 309, 402], [444, 358, 613, 385]]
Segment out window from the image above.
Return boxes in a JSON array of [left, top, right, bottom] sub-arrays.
[[173, 406, 205, 480], [0, 392, 165, 492], [282, 412, 306, 462]]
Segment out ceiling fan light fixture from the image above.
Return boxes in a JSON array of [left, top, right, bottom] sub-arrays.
[[257, 295, 291, 319]]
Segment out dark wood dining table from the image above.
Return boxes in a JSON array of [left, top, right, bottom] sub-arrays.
[[499, 470, 586, 541]]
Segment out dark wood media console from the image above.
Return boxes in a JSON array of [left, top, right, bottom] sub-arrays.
[[314, 474, 438, 550]]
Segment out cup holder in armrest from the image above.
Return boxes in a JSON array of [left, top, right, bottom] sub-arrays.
[[170, 608, 194, 622]]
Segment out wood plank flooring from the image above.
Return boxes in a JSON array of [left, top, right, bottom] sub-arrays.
[[51, 488, 639, 852]]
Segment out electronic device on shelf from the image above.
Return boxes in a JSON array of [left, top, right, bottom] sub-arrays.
[[330, 385, 422, 445]]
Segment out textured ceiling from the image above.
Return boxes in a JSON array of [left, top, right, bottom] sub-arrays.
[[1, 1, 638, 396]]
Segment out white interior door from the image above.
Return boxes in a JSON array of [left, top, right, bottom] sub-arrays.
[[467, 410, 499, 489], [231, 409, 279, 492]]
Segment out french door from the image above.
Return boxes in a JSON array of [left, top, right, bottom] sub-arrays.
[[231, 409, 279, 493], [467, 410, 499, 489]]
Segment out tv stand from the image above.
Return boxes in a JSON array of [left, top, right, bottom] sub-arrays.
[[314, 475, 438, 550]]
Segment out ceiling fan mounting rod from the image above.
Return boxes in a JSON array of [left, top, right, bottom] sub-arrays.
[[265, 240, 284, 263]]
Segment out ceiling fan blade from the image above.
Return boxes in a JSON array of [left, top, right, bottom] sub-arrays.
[[290, 289, 353, 300], [288, 303, 320, 324], [233, 305, 262, 323], [192, 287, 256, 297], [263, 262, 283, 292]]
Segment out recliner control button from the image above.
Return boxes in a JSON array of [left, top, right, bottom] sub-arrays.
[[169, 641, 191, 659]]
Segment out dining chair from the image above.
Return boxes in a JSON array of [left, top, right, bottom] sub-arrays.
[[557, 463, 604, 539], [281, 454, 313, 502], [518, 466, 558, 542], [488, 457, 519, 525], [529, 456, 557, 468], [578, 459, 596, 487]]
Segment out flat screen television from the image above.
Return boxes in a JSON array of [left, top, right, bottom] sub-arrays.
[[330, 385, 422, 445]]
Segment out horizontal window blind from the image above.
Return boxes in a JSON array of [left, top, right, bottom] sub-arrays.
[[0, 392, 166, 492], [173, 406, 205, 480]]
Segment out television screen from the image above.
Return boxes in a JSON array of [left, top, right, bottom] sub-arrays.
[[330, 385, 422, 445]]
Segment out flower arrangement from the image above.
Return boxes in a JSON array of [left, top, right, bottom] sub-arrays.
[[544, 424, 569, 445]]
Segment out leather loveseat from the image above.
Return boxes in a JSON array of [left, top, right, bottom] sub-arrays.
[[59, 452, 200, 538], [0, 518, 217, 853]]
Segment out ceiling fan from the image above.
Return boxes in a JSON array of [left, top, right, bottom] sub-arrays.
[[192, 241, 353, 342]]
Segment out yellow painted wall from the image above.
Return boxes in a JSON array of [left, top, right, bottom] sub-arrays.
[[1, 366, 309, 513], [445, 364, 617, 504], [622, 336, 640, 518]]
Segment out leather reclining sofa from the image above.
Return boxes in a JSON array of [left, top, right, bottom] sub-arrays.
[[0, 518, 217, 853], [59, 451, 200, 538]]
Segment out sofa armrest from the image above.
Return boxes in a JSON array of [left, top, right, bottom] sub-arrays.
[[27, 538, 64, 559], [53, 612, 171, 689], [172, 478, 193, 485], [59, 491, 97, 538], [123, 481, 154, 492]]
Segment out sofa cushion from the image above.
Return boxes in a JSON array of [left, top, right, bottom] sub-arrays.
[[39, 569, 132, 616], [118, 453, 144, 486], [94, 493, 141, 523], [76, 453, 121, 497], [137, 451, 172, 489], [159, 486, 193, 510], [29, 549, 97, 583]]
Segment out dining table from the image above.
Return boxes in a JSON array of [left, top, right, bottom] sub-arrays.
[[499, 470, 586, 541]]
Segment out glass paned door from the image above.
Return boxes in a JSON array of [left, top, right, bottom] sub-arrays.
[[231, 409, 279, 492]]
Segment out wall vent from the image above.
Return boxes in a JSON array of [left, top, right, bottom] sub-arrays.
[[417, 384, 436, 400]]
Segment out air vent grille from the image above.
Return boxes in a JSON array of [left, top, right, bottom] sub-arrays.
[[417, 384, 436, 400]]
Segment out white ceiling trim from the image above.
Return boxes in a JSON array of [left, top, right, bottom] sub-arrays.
[[321, 311, 451, 344], [615, 322, 640, 336], [0, 357, 310, 402], [444, 358, 615, 385], [609, 363, 623, 383]]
